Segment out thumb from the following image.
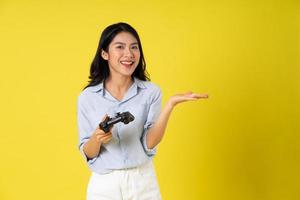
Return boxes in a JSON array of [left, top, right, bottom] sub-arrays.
[[101, 114, 108, 122]]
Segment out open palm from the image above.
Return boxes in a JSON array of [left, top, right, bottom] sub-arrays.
[[168, 91, 209, 107]]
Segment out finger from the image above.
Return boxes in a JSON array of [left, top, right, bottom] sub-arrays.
[[184, 92, 208, 98], [104, 131, 113, 136], [98, 134, 111, 143], [101, 134, 113, 143], [102, 138, 112, 144], [103, 133, 113, 140], [96, 133, 108, 141], [100, 132, 112, 138], [189, 93, 209, 98], [178, 96, 205, 102], [97, 126, 113, 135], [95, 128, 106, 135], [101, 114, 108, 122], [181, 97, 199, 101]]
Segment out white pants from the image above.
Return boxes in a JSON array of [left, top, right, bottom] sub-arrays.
[[87, 161, 162, 200]]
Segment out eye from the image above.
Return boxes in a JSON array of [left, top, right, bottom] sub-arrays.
[[131, 45, 139, 50], [116, 46, 124, 49]]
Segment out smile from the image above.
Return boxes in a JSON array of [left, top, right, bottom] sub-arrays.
[[120, 61, 134, 66]]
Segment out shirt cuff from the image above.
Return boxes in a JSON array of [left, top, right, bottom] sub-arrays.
[[142, 128, 157, 157], [79, 140, 97, 164]]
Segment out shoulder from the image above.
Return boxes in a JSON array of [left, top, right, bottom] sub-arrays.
[[77, 84, 102, 105], [135, 79, 162, 103], [136, 78, 161, 94]]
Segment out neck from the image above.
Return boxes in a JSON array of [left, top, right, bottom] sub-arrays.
[[105, 75, 133, 93]]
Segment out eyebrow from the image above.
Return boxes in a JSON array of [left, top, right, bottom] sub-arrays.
[[112, 42, 138, 45]]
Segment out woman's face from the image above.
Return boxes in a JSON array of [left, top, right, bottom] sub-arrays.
[[102, 31, 140, 78]]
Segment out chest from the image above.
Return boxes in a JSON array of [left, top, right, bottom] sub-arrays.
[[87, 96, 150, 132]]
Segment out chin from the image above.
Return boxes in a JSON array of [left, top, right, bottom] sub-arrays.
[[120, 71, 134, 77], [122, 69, 136, 76]]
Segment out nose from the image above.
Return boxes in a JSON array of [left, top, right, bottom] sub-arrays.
[[124, 47, 134, 58]]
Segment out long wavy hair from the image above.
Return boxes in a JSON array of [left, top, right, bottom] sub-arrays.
[[84, 22, 150, 90]]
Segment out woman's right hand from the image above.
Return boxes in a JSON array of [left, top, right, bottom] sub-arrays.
[[92, 127, 113, 144], [92, 114, 113, 144], [83, 115, 113, 159]]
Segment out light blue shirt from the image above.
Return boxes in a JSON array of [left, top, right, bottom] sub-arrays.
[[77, 77, 162, 174]]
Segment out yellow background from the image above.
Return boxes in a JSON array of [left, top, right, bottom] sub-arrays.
[[0, 0, 299, 199]]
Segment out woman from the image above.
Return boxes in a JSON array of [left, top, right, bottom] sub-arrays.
[[77, 22, 208, 200]]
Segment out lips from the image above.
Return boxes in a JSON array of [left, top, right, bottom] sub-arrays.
[[120, 60, 134, 67]]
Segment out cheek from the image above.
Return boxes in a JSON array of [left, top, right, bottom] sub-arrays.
[[109, 53, 120, 62], [134, 52, 141, 60]]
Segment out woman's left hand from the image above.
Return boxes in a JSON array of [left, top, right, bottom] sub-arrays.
[[167, 91, 208, 108], [145, 91, 208, 149]]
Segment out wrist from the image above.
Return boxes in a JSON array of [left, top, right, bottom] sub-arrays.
[[165, 101, 175, 110]]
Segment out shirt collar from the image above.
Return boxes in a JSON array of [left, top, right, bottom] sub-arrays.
[[133, 77, 147, 89], [90, 81, 104, 94], [90, 77, 146, 95]]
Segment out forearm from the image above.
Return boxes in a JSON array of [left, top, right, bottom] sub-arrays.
[[146, 102, 174, 149], [83, 136, 102, 159]]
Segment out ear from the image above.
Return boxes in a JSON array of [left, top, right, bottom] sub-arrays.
[[101, 50, 109, 60]]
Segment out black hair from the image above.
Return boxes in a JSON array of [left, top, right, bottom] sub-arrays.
[[83, 22, 150, 90]]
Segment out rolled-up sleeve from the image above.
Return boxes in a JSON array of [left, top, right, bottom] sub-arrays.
[[77, 94, 97, 164], [141, 86, 162, 157]]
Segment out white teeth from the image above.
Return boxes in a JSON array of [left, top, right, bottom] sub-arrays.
[[120, 61, 133, 65]]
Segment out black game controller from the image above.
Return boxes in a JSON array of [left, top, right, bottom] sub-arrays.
[[99, 111, 135, 133]]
